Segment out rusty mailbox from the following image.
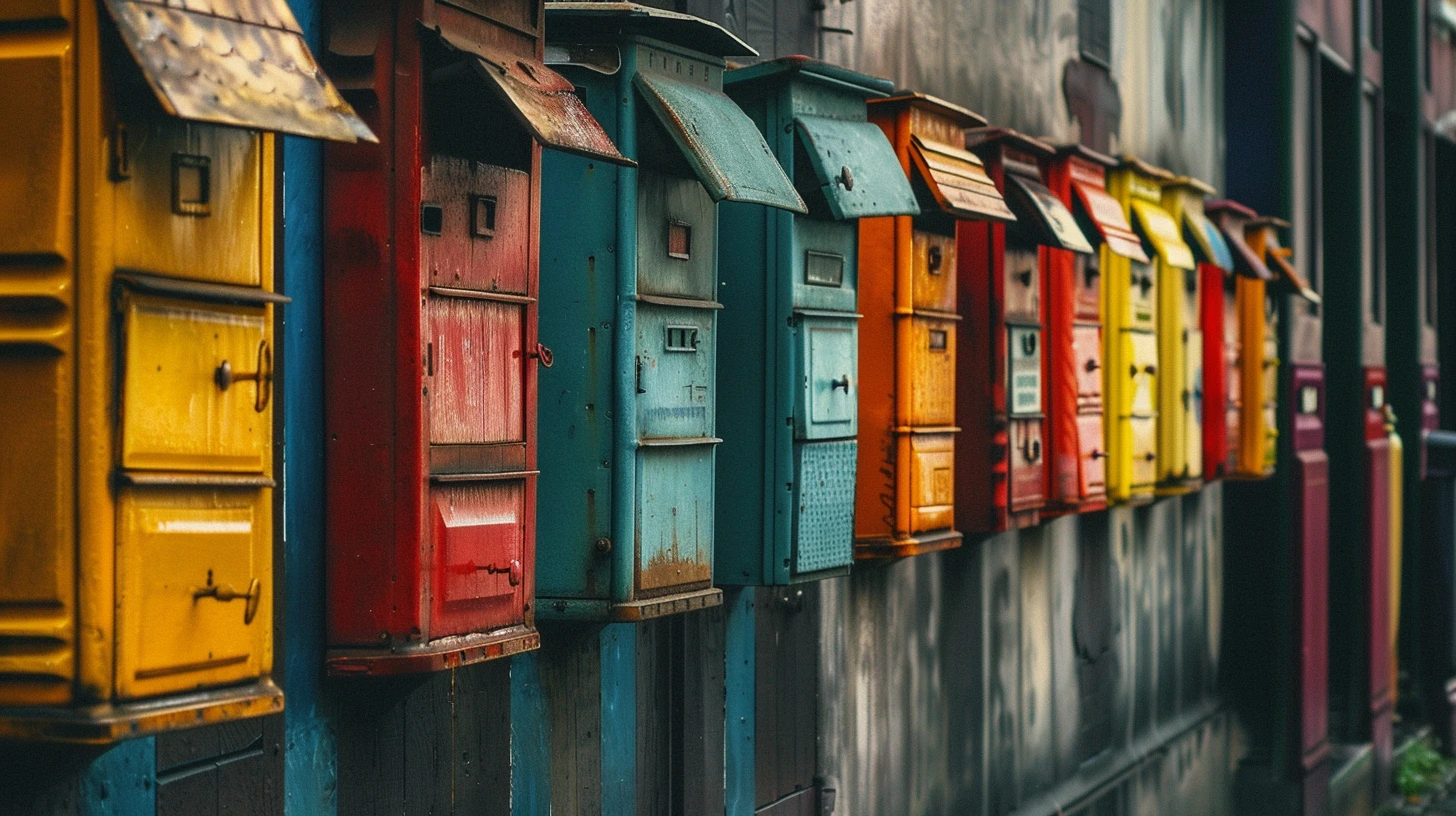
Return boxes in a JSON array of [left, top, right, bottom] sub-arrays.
[[535, 4, 805, 618], [1042, 145, 1149, 515], [716, 57, 919, 585], [957, 129, 1094, 532], [1105, 158, 1195, 503], [1158, 177, 1234, 492], [0, 0, 367, 739], [322, 0, 629, 671], [855, 94, 1014, 558]]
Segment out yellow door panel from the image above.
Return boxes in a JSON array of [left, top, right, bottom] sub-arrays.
[[0, 37, 71, 260], [1127, 330, 1158, 415], [1185, 330, 1204, 477], [120, 293, 271, 473], [907, 433, 954, 533], [113, 118, 264, 288], [907, 317, 956, 427], [1127, 259, 1157, 330], [115, 487, 271, 700], [1129, 415, 1157, 489], [911, 230, 956, 313]]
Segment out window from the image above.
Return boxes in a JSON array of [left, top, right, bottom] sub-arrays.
[[1078, 0, 1112, 66]]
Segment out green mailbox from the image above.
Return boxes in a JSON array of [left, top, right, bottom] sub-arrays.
[[536, 3, 805, 619], [716, 57, 919, 585]]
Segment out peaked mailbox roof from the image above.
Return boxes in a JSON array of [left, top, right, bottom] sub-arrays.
[[1129, 201, 1196, 270], [1166, 177, 1234, 270], [103, 0, 374, 142], [724, 55, 895, 96], [1251, 216, 1321, 303], [1070, 181, 1149, 262], [432, 27, 631, 165], [635, 72, 806, 212], [1206, 200, 1275, 281], [545, 3, 756, 57], [795, 116, 920, 219], [908, 136, 1015, 222], [966, 128, 1092, 253]]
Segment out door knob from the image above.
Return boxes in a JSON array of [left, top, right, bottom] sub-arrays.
[[194, 577, 263, 624], [831, 375, 852, 392], [214, 340, 273, 412]]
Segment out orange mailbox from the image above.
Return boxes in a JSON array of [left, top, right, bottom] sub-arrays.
[[856, 94, 1013, 558], [959, 128, 1095, 533], [1042, 145, 1149, 514]]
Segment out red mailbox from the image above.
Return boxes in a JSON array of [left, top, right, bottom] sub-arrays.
[[321, 0, 626, 674], [958, 129, 1095, 532], [1041, 144, 1147, 515]]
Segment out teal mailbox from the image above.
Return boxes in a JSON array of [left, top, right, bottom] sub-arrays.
[[537, 3, 805, 619], [716, 57, 919, 585]]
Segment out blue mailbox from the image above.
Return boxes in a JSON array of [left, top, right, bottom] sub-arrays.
[[715, 57, 919, 585], [536, 3, 805, 619]]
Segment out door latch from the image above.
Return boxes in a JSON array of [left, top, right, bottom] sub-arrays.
[[215, 340, 274, 412], [193, 576, 263, 624], [530, 342, 554, 368]]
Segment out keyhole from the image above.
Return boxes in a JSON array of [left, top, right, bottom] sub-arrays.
[[928, 245, 943, 274]]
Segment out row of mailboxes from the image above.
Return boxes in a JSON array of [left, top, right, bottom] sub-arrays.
[[0, 0, 368, 740], [0, 0, 1312, 740]]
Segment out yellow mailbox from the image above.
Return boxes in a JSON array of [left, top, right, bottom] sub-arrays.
[[1158, 177, 1229, 493], [0, 0, 368, 742], [1105, 158, 1194, 503]]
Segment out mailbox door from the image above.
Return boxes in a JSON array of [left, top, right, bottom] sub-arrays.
[[795, 314, 858, 440], [792, 440, 857, 575], [421, 159, 530, 295], [1073, 324, 1104, 407], [637, 172, 717, 301], [1003, 246, 1040, 321], [1009, 418, 1045, 511], [1009, 324, 1043, 417], [1128, 259, 1157, 331], [119, 293, 272, 473], [907, 433, 955, 533], [1077, 413, 1107, 495], [1224, 286, 1243, 468], [1074, 251, 1103, 322], [636, 305, 716, 440], [1128, 330, 1159, 489], [429, 482, 528, 637], [636, 444, 715, 594], [792, 219, 858, 313], [115, 487, 271, 699], [426, 295, 526, 447], [114, 121, 265, 287], [1261, 300, 1280, 470], [912, 230, 957, 313], [1186, 327, 1204, 476], [909, 317, 957, 426]]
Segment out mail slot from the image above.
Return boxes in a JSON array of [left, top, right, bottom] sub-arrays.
[[1158, 177, 1233, 493], [855, 94, 1013, 558], [1105, 157, 1189, 502], [535, 6, 804, 616], [0, 0, 365, 741], [716, 58, 916, 585], [958, 129, 1094, 531], [1042, 144, 1145, 514], [322, 0, 626, 668]]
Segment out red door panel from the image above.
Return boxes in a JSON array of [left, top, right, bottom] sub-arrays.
[[431, 481, 529, 638], [421, 158, 531, 295], [427, 296, 526, 445]]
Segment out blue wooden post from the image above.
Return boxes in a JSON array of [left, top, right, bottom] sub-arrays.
[[280, 0, 338, 812], [79, 740, 155, 816], [723, 587, 757, 816], [511, 653, 551, 816]]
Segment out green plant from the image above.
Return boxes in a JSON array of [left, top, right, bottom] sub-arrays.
[[1395, 738, 1455, 801]]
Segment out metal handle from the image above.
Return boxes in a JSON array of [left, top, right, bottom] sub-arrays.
[[1090, 449, 1108, 460], [1084, 358, 1100, 373], [1138, 275, 1153, 296], [194, 577, 263, 624], [1144, 364, 1157, 375], [1144, 452, 1156, 461], [214, 340, 273, 413], [1017, 269, 1033, 286], [1021, 332, 1037, 355], [831, 375, 851, 392], [838, 165, 855, 191], [475, 559, 523, 586], [530, 342, 554, 368], [1022, 438, 1041, 462], [927, 245, 943, 275]]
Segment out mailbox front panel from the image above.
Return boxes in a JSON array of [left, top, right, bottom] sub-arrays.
[[1236, 276, 1274, 477], [1009, 418, 1045, 510], [119, 294, 272, 473], [1156, 263, 1201, 487], [913, 230, 957, 312], [115, 487, 271, 700], [636, 304, 716, 441], [421, 159, 530, 294], [908, 317, 957, 426], [792, 219, 858, 313], [796, 315, 858, 440], [1225, 285, 1243, 469], [113, 123, 265, 288], [426, 295, 526, 447], [637, 172, 717, 301], [1003, 245, 1040, 319], [429, 482, 528, 637], [908, 433, 956, 533], [793, 440, 857, 574], [636, 445, 715, 594], [1073, 324, 1103, 404]]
